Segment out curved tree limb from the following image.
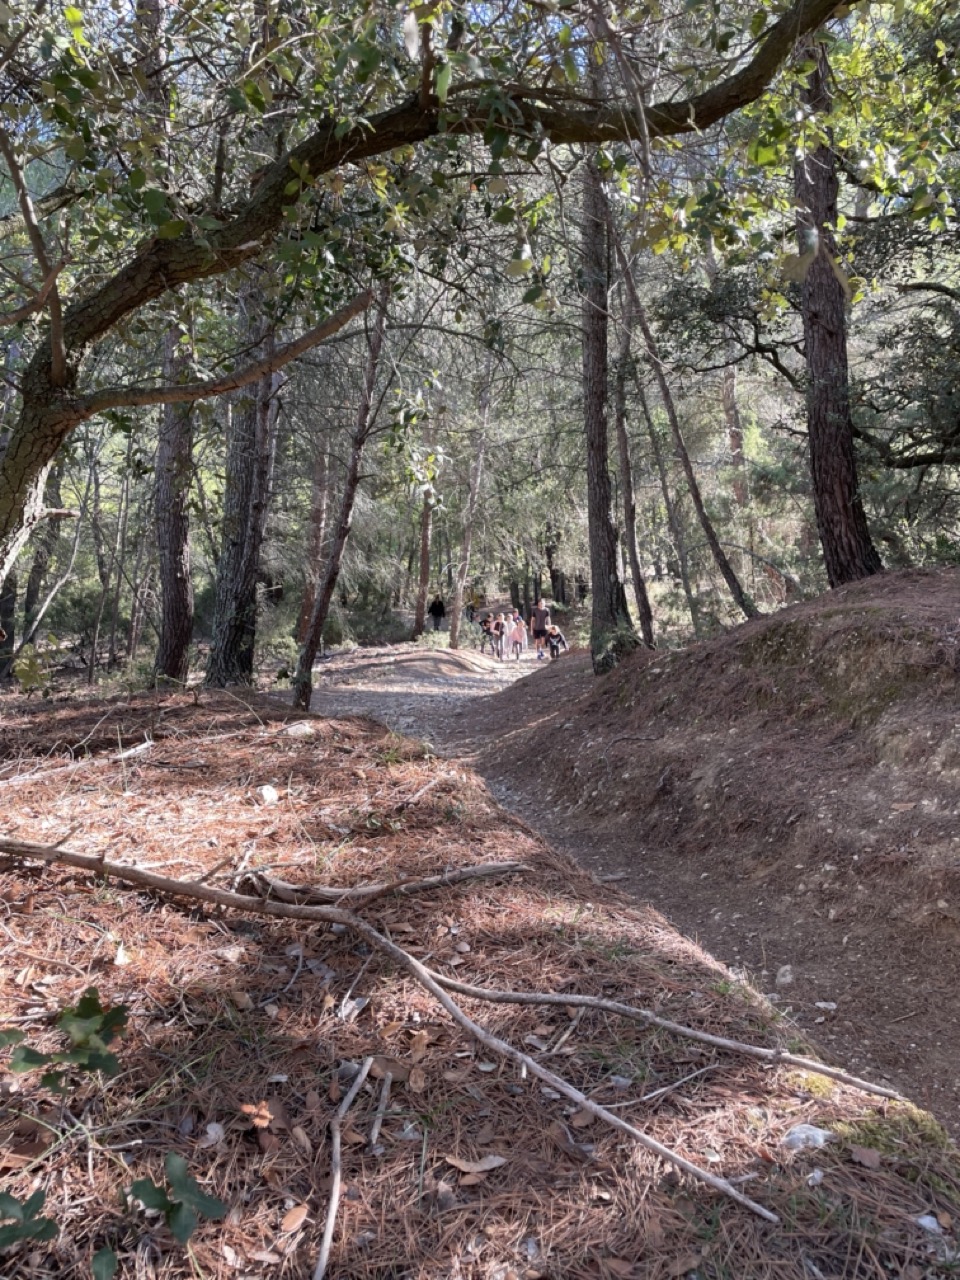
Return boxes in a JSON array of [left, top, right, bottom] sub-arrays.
[[76, 290, 374, 415], [0, 258, 68, 327]]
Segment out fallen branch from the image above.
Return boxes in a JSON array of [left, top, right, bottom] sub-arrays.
[[0, 740, 153, 791], [255, 860, 531, 904], [428, 972, 904, 1102], [313, 1055, 374, 1280], [3, 836, 875, 1223]]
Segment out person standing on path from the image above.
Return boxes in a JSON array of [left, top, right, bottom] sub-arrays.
[[428, 595, 446, 632], [508, 614, 526, 661], [530, 598, 551, 661]]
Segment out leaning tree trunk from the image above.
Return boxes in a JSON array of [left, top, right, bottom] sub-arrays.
[[154, 325, 196, 683], [796, 45, 882, 587], [292, 287, 389, 712], [630, 292, 758, 622], [613, 303, 655, 648], [0, 570, 16, 659], [206, 295, 280, 687], [581, 155, 638, 674], [449, 365, 491, 651]]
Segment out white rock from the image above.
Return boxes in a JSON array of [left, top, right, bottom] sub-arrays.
[[776, 964, 795, 988], [916, 1214, 944, 1235], [782, 1124, 835, 1151], [258, 784, 280, 805]]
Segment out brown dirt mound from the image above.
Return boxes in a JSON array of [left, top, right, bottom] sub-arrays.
[[2, 690, 959, 1277], [468, 567, 960, 1133]]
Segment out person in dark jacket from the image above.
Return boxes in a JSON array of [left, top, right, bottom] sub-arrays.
[[546, 623, 568, 661], [428, 595, 446, 631]]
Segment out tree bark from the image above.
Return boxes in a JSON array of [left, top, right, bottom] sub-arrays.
[[0, 570, 16, 659], [411, 485, 435, 640], [154, 325, 196, 682], [292, 288, 389, 711], [297, 444, 330, 644], [206, 289, 280, 687], [581, 156, 638, 674], [795, 45, 882, 586], [449, 364, 490, 650], [622, 264, 758, 620], [633, 376, 700, 635], [613, 305, 655, 648], [21, 459, 64, 631]]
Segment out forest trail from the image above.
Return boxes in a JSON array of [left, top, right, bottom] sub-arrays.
[[303, 573, 960, 1137]]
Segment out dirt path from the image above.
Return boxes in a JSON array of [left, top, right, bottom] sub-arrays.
[[303, 639, 960, 1138]]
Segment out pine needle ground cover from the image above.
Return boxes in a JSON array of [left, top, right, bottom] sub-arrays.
[[1, 691, 958, 1279]]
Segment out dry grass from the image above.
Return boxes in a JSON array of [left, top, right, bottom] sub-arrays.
[[1, 688, 959, 1279]]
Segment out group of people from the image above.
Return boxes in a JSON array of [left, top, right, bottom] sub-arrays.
[[479, 599, 568, 663]]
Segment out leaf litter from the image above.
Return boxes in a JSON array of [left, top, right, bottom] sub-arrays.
[[0, 689, 959, 1277]]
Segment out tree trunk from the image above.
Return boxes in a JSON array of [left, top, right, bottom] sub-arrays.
[[296, 444, 330, 644], [581, 156, 638, 674], [154, 325, 196, 683], [292, 288, 389, 712], [633, 377, 700, 635], [0, 571, 16, 659], [613, 304, 655, 648], [630, 291, 758, 621], [796, 46, 882, 586], [21, 459, 64, 631], [206, 298, 280, 687], [449, 369, 489, 650], [411, 486, 434, 639], [721, 365, 749, 508]]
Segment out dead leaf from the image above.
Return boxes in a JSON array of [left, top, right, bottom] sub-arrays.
[[389, 923, 415, 934], [249, 1250, 283, 1265], [891, 802, 917, 812], [265, 1097, 290, 1132], [937, 1211, 954, 1230], [570, 1108, 595, 1129], [407, 1066, 427, 1093], [197, 1122, 225, 1150], [305, 1090, 321, 1111], [257, 1130, 281, 1154], [230, 990, 254, 1012], [475, 1122, 497, 1145], [606, 1261, 635, 1279], [240, 1101, 272, 1129], [342, 1126, 366, 1145], [429, 1178, 458, 1212], [114, 942, 131, 967], [370, 1055, 409, 1083], [291, 1125, 312, 1156], [409, 1030, 430, 1062], [850, 1146, 882, 1170], [380, 1020, 404, 1037], [460, 1173, 486, 1186], [321, 992, 336, 1013], [329, 1078, 341, 1103], [262, 1002, 280, 1019], [281, 1204, 309, 1233], [445, 1153, 508, 1174]]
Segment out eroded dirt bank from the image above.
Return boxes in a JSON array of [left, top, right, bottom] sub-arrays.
[[304, 569, 960, 1134]]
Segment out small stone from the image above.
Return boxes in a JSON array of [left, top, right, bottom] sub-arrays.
[[916, 1214, 944, 1235], [258, 784, 280, 805], [782, 1124, 834, 1151], [775, 964, 794, 988]]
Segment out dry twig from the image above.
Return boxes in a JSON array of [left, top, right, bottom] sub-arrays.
[[313, 1055, 374, 1280], [255, 860, 530, 904], [0, 836, 901, 1223]]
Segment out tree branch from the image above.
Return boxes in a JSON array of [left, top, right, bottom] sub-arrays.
[[0, 126, 66, 384], [897, 281, 960, 306], [77, 290, 374, 416], [0, 257, 67, 327]]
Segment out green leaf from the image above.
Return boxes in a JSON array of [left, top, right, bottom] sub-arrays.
[[130, 1178, 171, 1213], [166, 1202, 198, 1245], [157, 220, 188, 239], [9, 1045, 52, 1072], [0, 1029, 24, 1049], [435, 61, 452, 103], [0, 1192, 26, 1222], [141, 188, 168, 222], [164, 1153, 227, 1221], [92, 1248, 118, 1280]]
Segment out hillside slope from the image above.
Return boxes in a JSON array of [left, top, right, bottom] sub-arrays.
[[470, 568, 960, 1126]]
